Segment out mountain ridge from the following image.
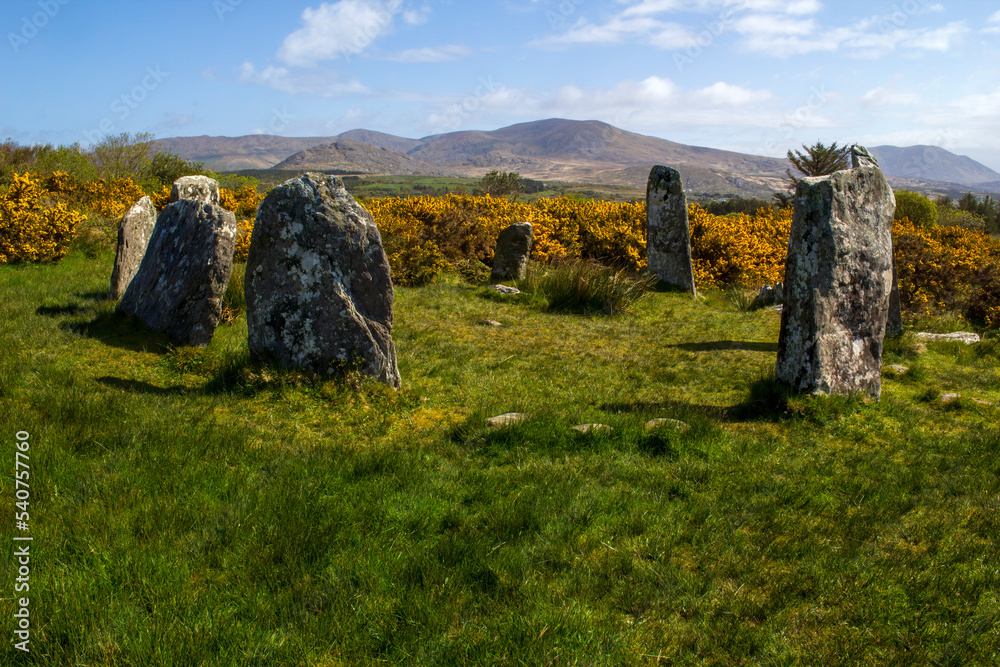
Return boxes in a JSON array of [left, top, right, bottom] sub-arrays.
[[155, 119, 1000, 197]]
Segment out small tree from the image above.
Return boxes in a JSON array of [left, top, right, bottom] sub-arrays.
[[88, 131, 158, 181], [774, 140, 851, 206], [478, 170, 524, 199], [894, 190, 938, 228]]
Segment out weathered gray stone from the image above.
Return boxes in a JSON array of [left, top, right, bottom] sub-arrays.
[[752, 282, 784, 309], [245, 173, 400, 388], [646, 166, 696, 296], [170, 175, 220, 205], [487, 413, 530, 428], [887, 261, 902, 336], [885, 364, 909, 375], [489, 284, 521, 295], [571, 423, 613, 434], [914, 331, 981, 345], [110, 196, 156, 300], [491, 222, 533, 282], [118, 199, 237, 346], [644, 418, 690, 433], [775, 145, 896, 399]]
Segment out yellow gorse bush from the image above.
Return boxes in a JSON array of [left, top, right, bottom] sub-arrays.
[[0, 172, 85, 263], [893, 217, 1000, 318], [79, 177, 147, 220], [690, 204, 792, 289]]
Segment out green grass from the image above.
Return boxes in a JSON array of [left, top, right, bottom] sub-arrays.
[[2, 250, 999, 665]]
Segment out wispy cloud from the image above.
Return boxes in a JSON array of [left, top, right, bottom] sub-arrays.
[[239, 62, 372, 97], [383, 45, 471, 63]]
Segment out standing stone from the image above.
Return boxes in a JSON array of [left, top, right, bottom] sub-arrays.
[[646, 166, 696, 297], [887, 261, 903, 336], [245, 173, 400, 388], [171, 175, 220, 205], [110, 196, 156, 300], [491, 222, 533, 282], [118, 199, 237, 346], [775, 145, 896, 399]]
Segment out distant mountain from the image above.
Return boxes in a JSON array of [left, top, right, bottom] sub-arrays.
[[155, 134, 337, 171], [272, 139, 450, 176], [157, 120, 1000, 198], [870, 145, 1000, 187]]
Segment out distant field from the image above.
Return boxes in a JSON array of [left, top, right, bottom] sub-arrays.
[[2, 248, 998, 665]]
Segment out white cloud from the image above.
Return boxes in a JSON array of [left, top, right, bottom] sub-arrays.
[[239, 62, 371, 97], [532, 16, 699, 49], [860, 83, 921, 108], [425, 76, 777, 134], [403, 6, 431, 25], [905, 21, 969, 51], [384, 45, 472, 62], [733, 14, 815, 36], [989, 10, 1000, 23], [278, 0, 405, 66]]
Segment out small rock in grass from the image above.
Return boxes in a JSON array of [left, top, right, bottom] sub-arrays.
[[645, 418, 690, 433], [913, 331, 981, 345], [480, 319, 502, 327], [885, 365, 909, 375], [571, 423, 613, 434], [972, 398, 992, 406], [489, 284, 521, 295], [939, 393, 961, 404], [487, 413, 530, 428]]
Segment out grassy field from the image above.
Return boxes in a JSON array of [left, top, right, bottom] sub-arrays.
[[2, 248, 999, 665]]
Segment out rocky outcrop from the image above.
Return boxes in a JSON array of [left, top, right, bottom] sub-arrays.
[[646, 166, 696, 296], [118, 199, 237, 346], [775, 145, 896, 399], [245, 173, 400, 388], [170, 175, 220, 205], [110, 196, 157, 300], [490, 222, 533, 282]]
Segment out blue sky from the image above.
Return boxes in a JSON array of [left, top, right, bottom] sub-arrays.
[[3, 0, 999, 170]]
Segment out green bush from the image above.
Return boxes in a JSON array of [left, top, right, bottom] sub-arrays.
[[894, 190, 937, 228]]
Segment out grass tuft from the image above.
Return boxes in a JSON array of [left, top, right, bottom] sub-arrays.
[[516, 259, 654, 314]]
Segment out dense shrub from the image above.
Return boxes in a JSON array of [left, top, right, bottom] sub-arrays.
[[964, 266, 1000, 329], [893, 217, 1000, 318], [0, 172, 85, 263], [689, 204, 792, 288], [894, 190, 937, 228]]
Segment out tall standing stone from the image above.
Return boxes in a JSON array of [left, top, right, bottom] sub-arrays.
[[118, 199, 237, 346], [775, 145, 896, 399], [245, 173, 400, 389], [171, 175, 220, 205], [646, 166, 696, 297], [110, 196, 156, 300], [491, 222, 533, 282]]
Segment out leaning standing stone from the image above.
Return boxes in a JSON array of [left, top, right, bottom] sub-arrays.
[[171, 175, 220, 205], [245, 173, 401, 388], [110, 196, 156, 300], [118, 199, 237, 346], [775, 145, 895, 399], [646, 166, 696, 297], [491, 222, 533, 282]]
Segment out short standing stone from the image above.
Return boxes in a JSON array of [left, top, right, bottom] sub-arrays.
[[887, 261, 902, 336], [245, 173, 400, 388], [491, 222, 533, 282], [775, 145, 896, 399], [110, 196, 156, 300], [171, 175, 220, 205], [646, 166, 696, 297], [118, 199, 237, 346]]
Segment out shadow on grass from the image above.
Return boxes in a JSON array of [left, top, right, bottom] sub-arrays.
[[76, 290, 113, 302], [64, 310, 174, 354], [96, 376, 189, 396], [600, 398, 729, 421], [36, 303, 85, 317], [603, 376, 794, 424], [670, 340, 779, 352]]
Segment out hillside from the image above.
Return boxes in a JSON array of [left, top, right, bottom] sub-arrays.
[[272, 138, 451, 176], [157, 119, 1000, 198]]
